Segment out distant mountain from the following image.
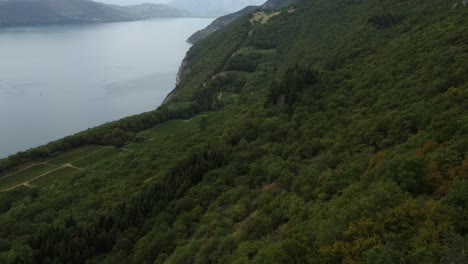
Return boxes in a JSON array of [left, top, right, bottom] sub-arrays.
[[0, 0, 190, 27], [169, 0, 265, 16], [123, 3, 191, 18], [187, 0, 294, 44]]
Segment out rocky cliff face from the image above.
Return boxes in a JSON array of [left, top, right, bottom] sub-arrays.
[[452, 0, 468, 9], [172, 0, 297, 105], [162, 57, 190, 104], [175, 58, 191, 85]]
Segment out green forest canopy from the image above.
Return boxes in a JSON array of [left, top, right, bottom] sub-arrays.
[[0, 0, 467, 263]]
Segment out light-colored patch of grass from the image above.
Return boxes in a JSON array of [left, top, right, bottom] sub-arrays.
[[0, 164, 56, 190], [250, 11, 282, 25], [47, 146, 103, 165], [129, 113, 213, 152]]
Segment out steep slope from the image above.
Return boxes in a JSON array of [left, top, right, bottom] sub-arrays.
[[187, 5, 257, 44], [0, 0, 189, 27], [187, 0, 295, 43], [0, 0, 467, 263]]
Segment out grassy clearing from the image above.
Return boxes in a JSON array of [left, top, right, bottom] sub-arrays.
[[73, 148, 122, 168], [126, 141, 154, 152], [47, 146, 103, 165], [31, 167, 80, 187], [139, 114, 211, 140], [0, 164, 57, 190], [3, 114, 212, 190], [138, 119, 196, 140], [250, 11, 281, 24], [127, 115, 209, 152], [0, 163, 37, 179]]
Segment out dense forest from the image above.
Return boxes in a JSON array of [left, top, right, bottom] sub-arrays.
[[0, 0, 467, 263]]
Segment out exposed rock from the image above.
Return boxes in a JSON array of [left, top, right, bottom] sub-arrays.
[[175, 58, 190, 85], [162, 57, 191, 104], [276, 94, 286, 106]]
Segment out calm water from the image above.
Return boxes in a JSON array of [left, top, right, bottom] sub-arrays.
[[0, 18, 213, 158]]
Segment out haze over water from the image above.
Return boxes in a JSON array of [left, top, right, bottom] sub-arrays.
[[0, 18, 213, 158]]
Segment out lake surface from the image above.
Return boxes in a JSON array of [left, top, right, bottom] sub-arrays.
[[0, 18, 213, 158]]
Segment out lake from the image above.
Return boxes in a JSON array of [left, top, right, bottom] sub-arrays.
[[0, 18, 213, 159]]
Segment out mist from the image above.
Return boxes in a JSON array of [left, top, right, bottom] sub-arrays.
[[97, 0, 171, 6]]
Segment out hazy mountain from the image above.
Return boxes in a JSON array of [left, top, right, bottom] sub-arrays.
[[169, 0, 265, 16], [123, 3, 191, 18], [95, 0, 172, 5], [0, 0, 190, 27]]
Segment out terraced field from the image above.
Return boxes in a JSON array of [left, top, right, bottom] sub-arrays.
[[31, 166, 80, 187], [127, 115, 207, 152], [0, 164, 57, 190], [0, 146, 106, 192], [73, 148, 123, 167], [0, 114, 211, 192], [47, 146, 103, 165]]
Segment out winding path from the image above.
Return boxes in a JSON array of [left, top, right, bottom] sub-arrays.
[[0, 163, 81, 192]]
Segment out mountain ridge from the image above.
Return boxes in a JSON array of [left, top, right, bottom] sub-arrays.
[[0, 0, 190, 27], [169, 0, 265, 16], [186, 0, 295, 44]]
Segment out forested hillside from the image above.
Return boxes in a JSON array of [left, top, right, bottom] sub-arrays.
[[187, 0, 294, 44], [0, 0, 467, 263]]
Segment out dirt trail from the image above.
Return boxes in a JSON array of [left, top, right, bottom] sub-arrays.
[[0, 162, 84, 193], [1, 146, 120, 192], [65, 163, 83, 170]]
